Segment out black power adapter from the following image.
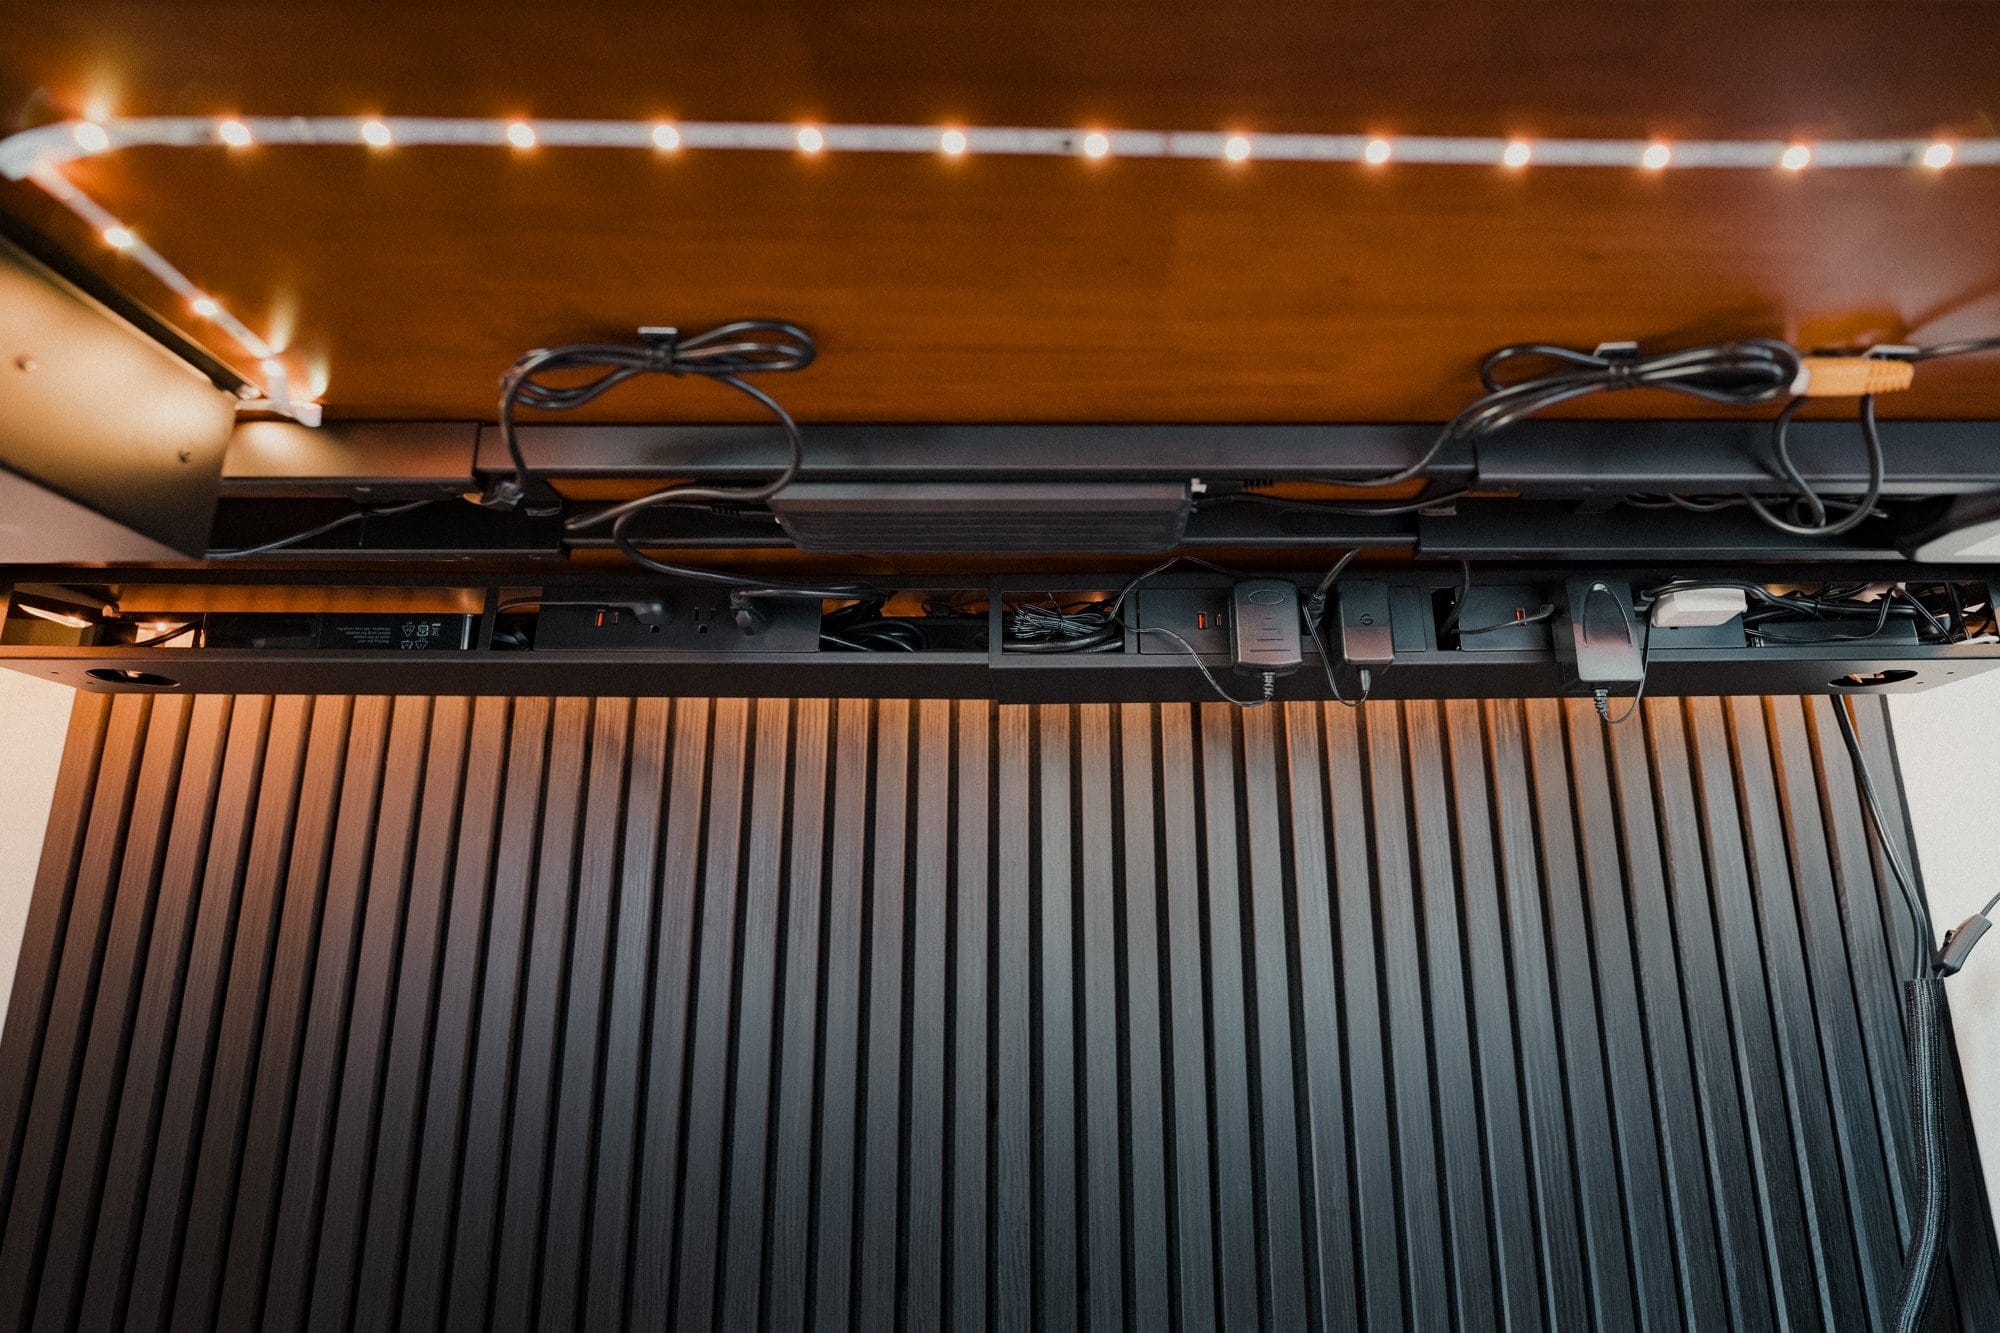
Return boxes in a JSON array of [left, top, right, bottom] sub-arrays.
[[1230, 580, 1303, 681], [1553, 577, 1647, 719]]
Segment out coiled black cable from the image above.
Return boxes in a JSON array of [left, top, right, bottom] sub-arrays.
[[488, 320, 856, 598], [1348, 339, 1804, 488], [489, 320, 815, 524]]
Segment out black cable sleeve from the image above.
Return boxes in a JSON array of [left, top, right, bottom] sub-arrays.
[[1892, 976, 1949, 1333]]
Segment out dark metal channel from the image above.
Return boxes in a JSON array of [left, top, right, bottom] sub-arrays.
[[0, 692, 1993, 1329]]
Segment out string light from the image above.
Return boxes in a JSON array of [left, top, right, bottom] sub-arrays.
[[10, 112, 1991, 432], [10, 116, 1997, 179]]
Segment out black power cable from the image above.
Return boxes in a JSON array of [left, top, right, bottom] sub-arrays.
[[1831, 697, 2000, 1333], [206, 499, 434, 560], [1741, 392, 1882, 538], [490, 320, 815, 523], [1346, 339, 1804, 488], [488, 321, 862, 599]]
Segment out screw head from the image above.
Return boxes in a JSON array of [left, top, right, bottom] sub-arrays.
[[12, 354, 36, 372], [177, 448, 193, 463]]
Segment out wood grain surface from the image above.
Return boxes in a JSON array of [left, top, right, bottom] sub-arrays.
[[4, 3, 1999, 422]]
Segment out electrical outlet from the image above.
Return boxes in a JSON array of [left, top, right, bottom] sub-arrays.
[[531, 592, 820, 652], [1133, 588, 1230, 654]]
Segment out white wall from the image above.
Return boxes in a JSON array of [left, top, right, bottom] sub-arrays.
[[1892, 676, 2000, 1227], [0, 671, 73, 1027]]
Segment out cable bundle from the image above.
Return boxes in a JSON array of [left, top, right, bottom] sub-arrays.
[[1638, 578, 1984, 645], [488, 319, 816, 522], [484, 320, 858, 598], [1363, 333, 1999, 542], [1355, 339, 1805, 488], [1003, 600, 1122, 653]]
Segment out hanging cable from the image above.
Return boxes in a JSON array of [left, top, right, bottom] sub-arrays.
[[206, 499, 434, 559], [1741, 393, 1883, 537]]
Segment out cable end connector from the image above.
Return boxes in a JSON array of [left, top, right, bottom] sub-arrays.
[[1796, 355, 1916, 397], [1937, 914, 1993, 977]]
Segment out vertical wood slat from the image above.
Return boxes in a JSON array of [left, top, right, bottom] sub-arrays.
[[716, 697, 792, 1331], [991, 701, 1035, 1326], [1399, 701, 1497, 1328], [1680, 688, 1832, 1320], [806, 697, 868, 1332], [0, 692, 190, 1329], [1197, 702, 1262, 1331], [489, 695, 593, 1328], [0, 690, 112, 1225], [442, 696, 550, 1332], [163, 694, 317, 1330], [672, 696, 754, 1328], [212, 696, 363, 1330], [628, 697, 712, 1330], [94, 694, 277, 1330], [584, 696, 669, 1330], [949, 699, 993, 1330], [277, 694, 431, 1331], [348, 695, 482, 1331], [36, 693, 231, 1330], [0, 691, 1992, 1333], [387, 695, 511, 1333], [761, 697, 831, 1331], [538, 697, 633, 1329]]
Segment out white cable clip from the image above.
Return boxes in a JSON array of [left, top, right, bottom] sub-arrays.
[[235, 359, 323, 427]]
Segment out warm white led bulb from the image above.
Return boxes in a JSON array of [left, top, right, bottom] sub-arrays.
[[1780, 144, 1811, 170], [1223, 135, 1252, 162], [1922, 141, 1954, 170], [1081, 131, 1111, 158], [72, 122, 110, 153], [1641, 143, 1671, 169], [506, 121, 536, 149], [217, 119, 253, 147], [360, 120, 393, 148], [1364, 137, 1392, 165], [101, 225, 134, 249], [190, 295, 220, 318], [652, 122, 681, 151], [1502, 140, 1532, 168], [796, 126, 825, 153], [939, 128, 967, 156]]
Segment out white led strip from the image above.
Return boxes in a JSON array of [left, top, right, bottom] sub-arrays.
[[3, 115, 1991, 421]]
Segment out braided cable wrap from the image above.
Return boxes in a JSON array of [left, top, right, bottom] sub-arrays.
[[1893, 977, 1950, 1333]]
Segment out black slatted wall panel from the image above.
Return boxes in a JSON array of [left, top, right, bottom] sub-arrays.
[[0, 693, 1994, 1329]]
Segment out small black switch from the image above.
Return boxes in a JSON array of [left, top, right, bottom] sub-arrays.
[[1335, 580, 1395, 668]]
